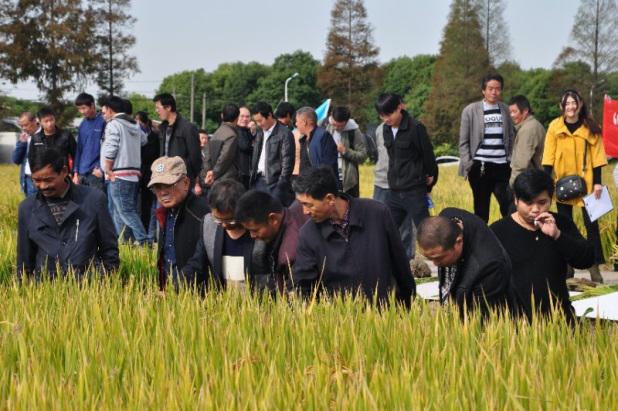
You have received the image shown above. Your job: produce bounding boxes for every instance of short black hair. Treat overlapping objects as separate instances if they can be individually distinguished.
[482,73,504,90]
[275,102,295,119]
[135,111,151,128]
[375,93,402,115]
[513,169,555,202]
[100,95,126,114]
[123,99,133,115]
[292,166,338,200]
[508,95,533,115]
[417,216,463,250]
[221,103,240,123]
[28,146,66,174]
[253,102,273,118]
[208,179,246,213]
[332,106,351,122]
[153,93,177,112]
[36,106,55,120]
[75,93,95,107]
[198,129,208,135]
[235,190,283,224]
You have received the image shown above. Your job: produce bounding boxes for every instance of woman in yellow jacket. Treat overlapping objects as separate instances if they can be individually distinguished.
[542,89,607,282]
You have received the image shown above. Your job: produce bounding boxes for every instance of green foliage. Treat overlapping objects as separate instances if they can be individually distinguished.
[127,92,157,121]
[382,55,436,119]
[0,96,45,119]
[433,142,458,157]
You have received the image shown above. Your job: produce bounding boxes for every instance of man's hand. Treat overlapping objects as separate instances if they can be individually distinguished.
[72,174,80,185]
[426,176,434,186]
[92,168,103,178]
[336,143,346,154]
[535,212,560,240]
[205,170,214,186]
[107,171,116,182]
[18,132,29,143]
[194,182,203,196]
[593,184,603,199]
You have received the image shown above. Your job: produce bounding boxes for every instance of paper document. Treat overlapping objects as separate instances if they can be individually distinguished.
[223,256,245,282]
[583,186,613,222]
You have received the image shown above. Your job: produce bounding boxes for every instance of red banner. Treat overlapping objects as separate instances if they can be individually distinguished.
[603,95,618,158]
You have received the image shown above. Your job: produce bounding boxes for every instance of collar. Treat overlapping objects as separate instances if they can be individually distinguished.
[316,194,363,239]
[385,110,411,132]
[265,122,276,135]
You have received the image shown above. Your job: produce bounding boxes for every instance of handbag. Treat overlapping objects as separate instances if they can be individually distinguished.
[555,141,588,202]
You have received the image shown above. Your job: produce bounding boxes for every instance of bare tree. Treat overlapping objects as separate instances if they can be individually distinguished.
[476,0,511,66]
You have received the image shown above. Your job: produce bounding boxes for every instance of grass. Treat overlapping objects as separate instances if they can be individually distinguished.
[1,163,618,409]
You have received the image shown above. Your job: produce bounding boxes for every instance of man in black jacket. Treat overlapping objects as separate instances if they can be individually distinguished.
[375,93,438,243]
[292,167,416,305]
[153,93,202,189]
[417,208,515,319]
[250,102,295,206]
[29,106,76,173]
[149,156,210,290]
[237,106,255,189]
[17,147,119,280]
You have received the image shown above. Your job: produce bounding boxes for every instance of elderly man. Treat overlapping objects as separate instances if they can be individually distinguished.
[17,147,119,280]
[12,112,40,196]
[149,156,210,290]
[295,107,339,181]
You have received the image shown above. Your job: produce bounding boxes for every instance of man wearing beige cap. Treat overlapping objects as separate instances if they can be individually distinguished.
[149,156,210,290]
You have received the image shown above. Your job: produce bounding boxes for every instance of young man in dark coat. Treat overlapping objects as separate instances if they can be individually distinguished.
[149,156,210,290]
[292,167,416,305]
[17,147,119,280]
[491,169,593,323]
[29,107,76,173]
[417,208,515,319]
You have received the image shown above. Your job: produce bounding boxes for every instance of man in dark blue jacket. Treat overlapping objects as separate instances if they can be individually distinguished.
[16,147,119,280]
[72,93,106,191]
[295,107,339,185]
[12,112,39,196]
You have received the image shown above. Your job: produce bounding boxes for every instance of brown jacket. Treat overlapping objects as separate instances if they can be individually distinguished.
[509,115,546,186]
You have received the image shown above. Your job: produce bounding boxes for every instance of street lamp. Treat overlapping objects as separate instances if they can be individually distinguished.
[284,72,299,102]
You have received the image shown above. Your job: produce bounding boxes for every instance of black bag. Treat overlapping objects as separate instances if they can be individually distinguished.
[555,142,588,202]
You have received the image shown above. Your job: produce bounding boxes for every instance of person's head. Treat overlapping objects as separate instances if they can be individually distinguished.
[153,93,177,121]
[123,99,133,116]
[135,111,152,130]
[198,129,208,148]
[75,93,96,119]
[559,89,602,134]
[148,156,190,209]
[375,93,404,127]
[18,112,38,135]
[235,190,284,242]
[252,102,275,131]
[331,106,351,131]
[100,95,125,121]
[36,107,56,134]
[512,169,554,225]
[208,179,246,231]
[248,120,257,135]
[481,73,504,105]
[221,103,240,124]
[28,147,69,198]
[417,216,464,267]
[295,107,317,135]
[292,167,339,223]
[275,102,295,126]
[508,95,532,125]
[238,106,251,128]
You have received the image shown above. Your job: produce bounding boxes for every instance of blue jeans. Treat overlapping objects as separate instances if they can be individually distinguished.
[108,179,150,244]
[374,186,415,259]
[23,175,37,197]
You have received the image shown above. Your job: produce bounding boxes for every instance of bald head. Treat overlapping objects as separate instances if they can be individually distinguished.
[417,216,462,250]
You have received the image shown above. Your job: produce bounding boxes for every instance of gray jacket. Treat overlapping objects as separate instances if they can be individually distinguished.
[326,118,368,192]
[458,100,514,177]
[100,114,147,177]
[373,122,390,189]
[209,123,239,181]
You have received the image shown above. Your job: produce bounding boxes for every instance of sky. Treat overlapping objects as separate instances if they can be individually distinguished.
[1,0,581,101]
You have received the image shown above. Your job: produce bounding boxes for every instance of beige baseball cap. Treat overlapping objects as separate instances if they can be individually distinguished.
[148,156,187,188]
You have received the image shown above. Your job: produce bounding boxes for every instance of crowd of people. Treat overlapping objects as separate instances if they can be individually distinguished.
[11,72,612,323]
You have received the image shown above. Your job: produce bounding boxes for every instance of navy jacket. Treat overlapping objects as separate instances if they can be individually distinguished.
[74,113,106,174]
[293,196,416,305]
[17,183,119,279]
[299,126,339,180]
[12,139,29,193]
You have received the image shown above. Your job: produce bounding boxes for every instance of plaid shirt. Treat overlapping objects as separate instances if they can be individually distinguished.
[330,201,351,241]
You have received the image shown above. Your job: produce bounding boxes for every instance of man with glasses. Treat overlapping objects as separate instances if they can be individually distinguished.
[149,156,209,290]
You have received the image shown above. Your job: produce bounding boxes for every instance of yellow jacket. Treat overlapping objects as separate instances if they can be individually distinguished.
[542,116,607,207]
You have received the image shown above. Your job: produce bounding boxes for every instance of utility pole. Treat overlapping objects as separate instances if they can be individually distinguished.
[201,93,206,129]
[284,72,299,102]
[190,72,195,123]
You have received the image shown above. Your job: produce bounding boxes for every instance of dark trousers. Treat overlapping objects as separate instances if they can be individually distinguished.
[468,161,511,223]
[254,175,294,207]
[78,173,105,192]
[383,186,428,260]
[557,202,604,265]
[344,184,360,198]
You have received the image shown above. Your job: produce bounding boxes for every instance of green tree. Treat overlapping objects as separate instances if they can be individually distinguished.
[423,0,490,145]
[382,55,436,119]
[476,0,511,65]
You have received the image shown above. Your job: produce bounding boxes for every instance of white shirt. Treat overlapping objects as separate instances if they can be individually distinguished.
[257,122,276,175]
[391,127,399,139]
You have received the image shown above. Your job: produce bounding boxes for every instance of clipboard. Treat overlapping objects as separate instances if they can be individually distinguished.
[583,186,614,222]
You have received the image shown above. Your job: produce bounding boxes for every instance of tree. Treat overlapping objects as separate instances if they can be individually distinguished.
[423,0,490,145]
[91,0,139,96]
[476,0,511,66]
[317,0,380,124]
[382,55,436,119]
[0,0,98,113]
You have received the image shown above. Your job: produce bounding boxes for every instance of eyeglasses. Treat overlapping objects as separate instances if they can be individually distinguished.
[211,216,237,226]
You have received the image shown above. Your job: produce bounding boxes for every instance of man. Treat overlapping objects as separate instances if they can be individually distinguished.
[237,106,255,189]
[250,101,295,206]
[72,93,106,191]
[235,190,308,292]
[295,107,339,181]
[198,129,210,195]
[205,104,240,185]
[491,170,593,323]
[16,147,119,280]
[100,95,150,245]
[507,95,546,187]
[459,73,515,223]
[148,156,209,290]
[292,167,416,305]
[275,102,295,131]
[325,106,367,197]
[12,112,39,196]
[153,93,202,191]
[375,93,438,257]
[183,179,261,291]
[29,107,76,173]
[417,208,514,318]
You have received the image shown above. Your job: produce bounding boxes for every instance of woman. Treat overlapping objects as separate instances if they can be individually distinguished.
[541,89,607,282]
